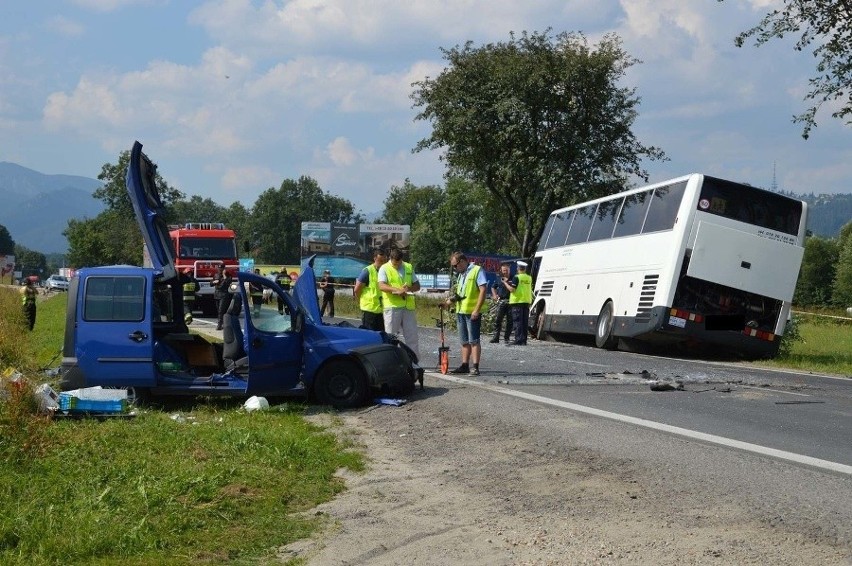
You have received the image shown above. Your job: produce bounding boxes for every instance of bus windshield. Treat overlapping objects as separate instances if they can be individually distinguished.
[698,176,803,236]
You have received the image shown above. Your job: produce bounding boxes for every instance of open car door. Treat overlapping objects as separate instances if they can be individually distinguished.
[126,141,176,283]
[237,271,304,395]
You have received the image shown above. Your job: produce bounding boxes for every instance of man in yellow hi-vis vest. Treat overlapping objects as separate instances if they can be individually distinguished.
[378,248,420,359]
[443,251,488,376]
[354,248,388,331]
[20,276,38,331]
[506,260,533,345]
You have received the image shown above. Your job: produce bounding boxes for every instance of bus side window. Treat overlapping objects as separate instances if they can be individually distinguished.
[588,198,622,242]
[613,190,651,238]
[566,204,596,245]
[546,211,573,248]
[643,181,687,233]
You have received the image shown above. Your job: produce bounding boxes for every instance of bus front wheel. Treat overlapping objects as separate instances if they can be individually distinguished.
[595,301,618,350]
[530,303,547,341]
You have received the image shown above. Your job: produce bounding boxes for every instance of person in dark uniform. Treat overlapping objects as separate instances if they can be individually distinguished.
[179,267,197,325]
[489,262,513,344]
[20,276,38,331]
[211,263,232,330]
[319,269,336,317]
[249,268,264,315]
[275,267,291,315]
[506,260,532,346]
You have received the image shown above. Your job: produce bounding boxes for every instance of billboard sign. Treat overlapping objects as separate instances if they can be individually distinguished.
[300,222,411,279]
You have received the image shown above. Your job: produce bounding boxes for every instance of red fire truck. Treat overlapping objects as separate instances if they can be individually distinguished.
[144,222,239,316]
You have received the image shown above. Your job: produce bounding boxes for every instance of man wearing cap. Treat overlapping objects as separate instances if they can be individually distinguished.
[506,260,532,345]
[211,263,232,330]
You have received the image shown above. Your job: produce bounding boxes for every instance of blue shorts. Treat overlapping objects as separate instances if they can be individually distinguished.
[456,313,481,345]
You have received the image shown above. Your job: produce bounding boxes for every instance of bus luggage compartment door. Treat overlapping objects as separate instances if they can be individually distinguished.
[687,222,803,302]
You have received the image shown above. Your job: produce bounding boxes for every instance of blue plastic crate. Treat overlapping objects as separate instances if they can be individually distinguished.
[59,393,126,413]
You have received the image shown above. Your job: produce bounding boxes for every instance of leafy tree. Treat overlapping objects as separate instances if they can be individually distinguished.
[410,177,504,272]
[723,0,852,139]
[66,151,184,267]
[66,210,144,268]
[170,196,229,227]
[0,225,14,255]
[224,201,252,256]
[13,245,47,278]
[412,30,665,258]
[378,180,444,226]
[831,221,852,306]
[794,235,839,306]
[93,150,184,216]
[250,176,363,265]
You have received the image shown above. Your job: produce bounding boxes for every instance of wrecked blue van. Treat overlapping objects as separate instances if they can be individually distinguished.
[59,141,422,408]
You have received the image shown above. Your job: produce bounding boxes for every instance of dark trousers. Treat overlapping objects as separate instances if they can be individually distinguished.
[321,293,335,317]
[511,303,530,344]
[361,310,385,331]
[493,300,513,341]
[216,295,230,327]
[277,295,289,314]
[24,302,36,331]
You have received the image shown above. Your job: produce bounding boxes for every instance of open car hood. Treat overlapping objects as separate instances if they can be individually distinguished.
[292,255,321,325]
[126,141,176,281]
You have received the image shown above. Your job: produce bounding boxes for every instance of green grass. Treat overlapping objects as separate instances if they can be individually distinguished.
[753,312,852,376]
[0,287,364,565]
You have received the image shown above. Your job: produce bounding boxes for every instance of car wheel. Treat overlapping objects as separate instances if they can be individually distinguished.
[314,359,368,409]
[595,300,618,350]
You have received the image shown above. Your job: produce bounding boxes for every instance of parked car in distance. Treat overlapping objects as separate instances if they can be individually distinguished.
[45,274,70,291]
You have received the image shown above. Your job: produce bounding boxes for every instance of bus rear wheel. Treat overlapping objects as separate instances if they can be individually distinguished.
[595,301,618,350]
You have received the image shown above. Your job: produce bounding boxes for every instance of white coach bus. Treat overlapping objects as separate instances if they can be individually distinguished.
[529,174,807,358]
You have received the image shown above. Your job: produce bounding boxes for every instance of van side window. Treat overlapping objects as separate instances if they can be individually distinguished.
[84,276,146,321]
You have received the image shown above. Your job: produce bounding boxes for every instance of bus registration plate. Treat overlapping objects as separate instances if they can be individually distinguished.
[668,316,686,329]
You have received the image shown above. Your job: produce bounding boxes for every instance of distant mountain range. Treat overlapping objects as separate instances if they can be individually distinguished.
[0,162,104,253]
[0,162,849,254]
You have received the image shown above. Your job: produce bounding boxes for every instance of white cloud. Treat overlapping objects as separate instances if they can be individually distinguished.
[326,137,358,166]
[45,16,85,38]
[220,165,279,192]
[69,0,158,12]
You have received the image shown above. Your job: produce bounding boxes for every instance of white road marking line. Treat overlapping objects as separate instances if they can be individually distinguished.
[431,372,852,477]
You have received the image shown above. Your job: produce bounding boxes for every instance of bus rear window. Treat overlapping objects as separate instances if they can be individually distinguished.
[698,176,802,236]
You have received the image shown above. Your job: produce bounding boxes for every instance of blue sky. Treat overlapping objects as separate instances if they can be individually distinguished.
[1,1,850,216]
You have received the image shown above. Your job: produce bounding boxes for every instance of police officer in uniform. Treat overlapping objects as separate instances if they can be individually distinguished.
[506,260,532,345]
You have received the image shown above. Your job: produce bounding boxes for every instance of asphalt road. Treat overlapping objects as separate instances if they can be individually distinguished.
[192,312,852,475]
